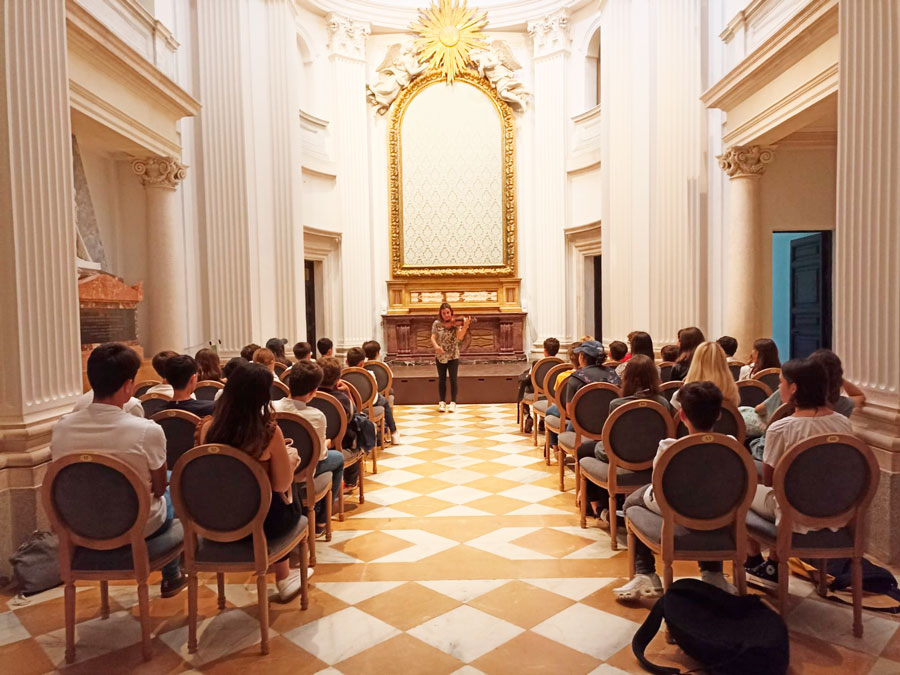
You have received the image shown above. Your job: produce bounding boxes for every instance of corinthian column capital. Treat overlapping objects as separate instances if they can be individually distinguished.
[528,9,571,57]
[326,12,370,60]
[717,145,775,178]
[131,156,186,190]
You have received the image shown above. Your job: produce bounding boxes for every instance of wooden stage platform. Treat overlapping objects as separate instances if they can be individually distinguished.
[387,362,525,405]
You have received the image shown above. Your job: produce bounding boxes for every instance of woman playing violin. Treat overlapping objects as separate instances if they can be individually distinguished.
[431,302,472,412]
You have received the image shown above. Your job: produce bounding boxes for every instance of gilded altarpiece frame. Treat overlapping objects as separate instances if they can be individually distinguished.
[386,70,521,315]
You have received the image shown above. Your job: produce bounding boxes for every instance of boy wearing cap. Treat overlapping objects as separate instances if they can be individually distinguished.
[563,340,621,419]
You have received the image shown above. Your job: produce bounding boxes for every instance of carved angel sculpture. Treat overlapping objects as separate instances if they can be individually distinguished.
[470,41,531,112]
[366,42,428,114]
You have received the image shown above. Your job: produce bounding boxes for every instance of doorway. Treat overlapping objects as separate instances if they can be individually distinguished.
[583,255,602,340]
[304,260,316,349]
[771,231,832,359]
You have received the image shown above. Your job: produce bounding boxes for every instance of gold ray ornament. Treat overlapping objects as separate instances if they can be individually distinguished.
[410,0,488,84]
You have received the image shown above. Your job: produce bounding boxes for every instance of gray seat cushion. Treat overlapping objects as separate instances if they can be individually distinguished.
[745,510,854,549]
[522,393,536,403]
[580,457,652,487]
[558,431,576,450]
[627,504,736,552]
[72,519,184,571]
[342,448,363,465]
[299,472,333,501]
[545,415,561,433]
[533,400,550,414]
[195,515,308,564]
[370,406,385,420]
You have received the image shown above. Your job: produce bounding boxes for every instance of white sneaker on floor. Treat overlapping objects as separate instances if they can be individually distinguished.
[448,402,456,412]
[701,570,737,595]
[276,570,302,602]
[613,574,663,601]
[438,401,447,413]
[390,430,399,443]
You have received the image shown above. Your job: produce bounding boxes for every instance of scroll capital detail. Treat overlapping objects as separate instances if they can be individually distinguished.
[131,157,186,189]
[326,12,370,60]
[717,145,775,178]
[528,9,571,57]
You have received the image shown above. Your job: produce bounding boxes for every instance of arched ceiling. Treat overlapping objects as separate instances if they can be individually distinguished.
[301,0,591,32]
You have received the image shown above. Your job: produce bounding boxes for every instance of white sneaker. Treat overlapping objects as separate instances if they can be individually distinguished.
[701,570,737,595]
[613,574,663,601]
[448,402,456,412]
[438,401,447,413]
[390,430,399,444]
[276,570,302,602]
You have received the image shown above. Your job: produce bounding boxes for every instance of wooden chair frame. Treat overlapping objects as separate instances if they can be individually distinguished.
[271,379,290,401]
[139,392,172,419]
[134,380,161,398]
[544,371,574,465]
[171,444,309,656]
[753,367,782,393]
[311,390,363,519]
[194,379,224,401]
[518,356,563,432]
[737,379,773,408]
[364,361,395,444]
[580,399,675,550]
[533,363,571,446]
[273,362,289,378]
[728,361,746,381]
[275,412,332,566]
[749,434,878,636]
[42,453,182,664]
[626,433,757,594]
[659,381,682,403]
[151,409,203,470]
[342,367,384,473]
[558,381,622,493]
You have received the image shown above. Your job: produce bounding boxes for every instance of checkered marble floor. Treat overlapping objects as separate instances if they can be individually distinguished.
[3,403,900,674]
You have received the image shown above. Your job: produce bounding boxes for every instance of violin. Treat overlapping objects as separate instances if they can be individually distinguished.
[447,316,477,326]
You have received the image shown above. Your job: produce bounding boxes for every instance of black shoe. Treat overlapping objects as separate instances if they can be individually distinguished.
[160,574,188,598]
[315,521,326,536]
[523,417,534,434]
[746,560,778,590]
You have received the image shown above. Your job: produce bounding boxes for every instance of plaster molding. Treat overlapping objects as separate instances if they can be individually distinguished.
[717,145,775,178]
[325,12,370,60]
[702,0,836,112]
[131,156,187,189]
[528,8,571,57]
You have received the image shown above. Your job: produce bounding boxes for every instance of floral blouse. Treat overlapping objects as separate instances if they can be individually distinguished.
[432,320,460,363]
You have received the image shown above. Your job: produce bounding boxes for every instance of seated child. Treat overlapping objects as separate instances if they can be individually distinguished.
[519,337,560,433]
[347,346,397,439]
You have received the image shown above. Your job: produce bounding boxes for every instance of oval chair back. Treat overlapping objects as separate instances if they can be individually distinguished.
[570,382,622,440]
[532,357,564,398]
[274,413,320,478]
[363,361,393,397]
[341,368,377,409]
[270,379,290,401]
[659,381,681,403]
[194,380,224,401]
[151,409,202,469]
[754,368,782,392]
[309,391,347,450]
[273,362,288,378]
[604,399,676,471]
[343,381,363,413]
[139,393,171,419]
[676,400,747,445]
[768,401,794,426]
[737,379,772,408]
[134,380,161,398]
[729,362,745,381]
[658,362,675,383]
[542,363,571,402]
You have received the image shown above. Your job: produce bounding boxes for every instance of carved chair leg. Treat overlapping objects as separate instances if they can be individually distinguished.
[217,572,226,609]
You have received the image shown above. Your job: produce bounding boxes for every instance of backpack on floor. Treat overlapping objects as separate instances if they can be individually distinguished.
[792,557,900,614]
[632,579,789,675]
[9,530,62,596]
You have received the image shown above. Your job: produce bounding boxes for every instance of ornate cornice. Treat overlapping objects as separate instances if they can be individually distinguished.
[528,8,570,57]
[131,156,186,189]
[717,145,774,178]
[325,12,370,60]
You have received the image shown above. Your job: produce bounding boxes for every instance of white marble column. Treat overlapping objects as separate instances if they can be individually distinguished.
[527,9,570,352]
[718,145,774,362]
[0,0,82,573]
[327,13,373,352]
[132,157,188,354]
[834,1,900,562]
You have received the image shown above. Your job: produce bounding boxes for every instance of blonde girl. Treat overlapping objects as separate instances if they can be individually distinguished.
[673,341,740,409]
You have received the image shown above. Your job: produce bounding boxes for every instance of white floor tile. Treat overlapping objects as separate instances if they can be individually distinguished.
[490,442,537,455]
[376,455,426,469]
[0,611,30,646]
[486,434,531,443]
[432,468,484,485]
[158,608,268,666]
[532,604,639,660]
[506,504,571,516]
[283,607,400,665]
[428,505,493,518]
[371,529,458,563]
[495,467,551,483]
[434,455,483,469]
[351,506,416,519]
[440,434,479,444]
[436,444,487,455]
[498,484,560,503]
[465,527,553,561]
[416,580,511,603]
[381,443,431,456]
[36,609,142,667]
[314,581,406,605]
[491,454,543,468]
[522,578,616,601]
[787,597,900,655]
[363,486,422,506]
[588,665,634,675]
[366,469,423,486]
[868,658,900,675]
[451,667,487,675]
[408,605,524,663]
[429,485,493,505]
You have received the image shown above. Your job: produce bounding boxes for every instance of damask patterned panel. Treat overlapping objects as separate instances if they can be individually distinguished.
[400,80,504,268]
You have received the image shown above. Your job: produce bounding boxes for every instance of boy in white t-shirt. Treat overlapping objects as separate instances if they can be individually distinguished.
[51,343,186,598]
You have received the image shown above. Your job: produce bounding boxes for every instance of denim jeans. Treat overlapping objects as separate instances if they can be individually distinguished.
[314,450,345,517]
[546,404,560,446]
[150,489,180,581]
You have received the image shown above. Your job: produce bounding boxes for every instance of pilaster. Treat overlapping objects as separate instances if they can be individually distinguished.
[327,13,374,350]
[527,9,570,351]
[834,2,900,563]
[0,0,82,574]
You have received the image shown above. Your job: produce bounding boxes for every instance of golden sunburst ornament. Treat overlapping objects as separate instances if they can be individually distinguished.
[411,0,488,83]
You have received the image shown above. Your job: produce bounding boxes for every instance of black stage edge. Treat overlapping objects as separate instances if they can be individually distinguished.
[387,361,525,405]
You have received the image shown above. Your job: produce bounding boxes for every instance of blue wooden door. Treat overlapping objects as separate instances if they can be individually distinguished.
[789,232,832,358]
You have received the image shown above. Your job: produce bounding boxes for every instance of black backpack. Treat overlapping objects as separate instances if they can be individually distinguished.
[632,579,789,675]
